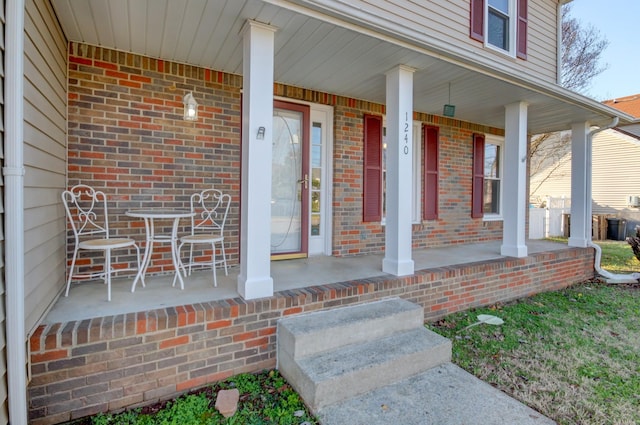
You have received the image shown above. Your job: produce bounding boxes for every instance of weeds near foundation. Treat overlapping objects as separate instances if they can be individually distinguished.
[66,370,317,425]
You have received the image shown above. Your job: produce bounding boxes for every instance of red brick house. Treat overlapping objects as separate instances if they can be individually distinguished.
[2,0,637,423]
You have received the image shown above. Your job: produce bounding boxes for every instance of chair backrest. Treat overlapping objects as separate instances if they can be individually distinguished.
[61,184,110,242]
[190,189,231,236]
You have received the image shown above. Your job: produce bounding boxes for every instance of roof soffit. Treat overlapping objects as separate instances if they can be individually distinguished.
[50,0,633,133]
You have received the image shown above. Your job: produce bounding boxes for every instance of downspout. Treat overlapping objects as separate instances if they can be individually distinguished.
[4,0,28,423]
[585,117,640,283]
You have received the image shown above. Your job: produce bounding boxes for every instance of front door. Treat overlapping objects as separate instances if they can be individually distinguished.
[271,101,310,259]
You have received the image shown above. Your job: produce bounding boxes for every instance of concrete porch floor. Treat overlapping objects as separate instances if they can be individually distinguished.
[44,240,570,324]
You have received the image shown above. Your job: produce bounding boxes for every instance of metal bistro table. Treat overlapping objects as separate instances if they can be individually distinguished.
[126,208,195,291]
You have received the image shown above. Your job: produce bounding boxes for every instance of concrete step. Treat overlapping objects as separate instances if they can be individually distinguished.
[279,326,451,410]
[277,297,424,361]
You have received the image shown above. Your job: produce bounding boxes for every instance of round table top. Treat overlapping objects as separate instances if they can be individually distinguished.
[125,208,195,219]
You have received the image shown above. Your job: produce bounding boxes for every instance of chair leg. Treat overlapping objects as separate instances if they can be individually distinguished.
[211,243,217,287]
[220,241,228,276]
[188,244,195,276]
[65,247,80,297]
[105,249,112,302]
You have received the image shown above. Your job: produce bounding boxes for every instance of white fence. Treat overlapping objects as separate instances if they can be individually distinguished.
[529,197,570,239]
[529,208,546,239]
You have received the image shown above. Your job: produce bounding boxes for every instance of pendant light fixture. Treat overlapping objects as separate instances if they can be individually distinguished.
[443,82,456,117]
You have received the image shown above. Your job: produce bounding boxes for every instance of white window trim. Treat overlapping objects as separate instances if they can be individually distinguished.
[411,122,422,223]
[309,105,334,256]
[483,134,504,221]
[484,0,517,57]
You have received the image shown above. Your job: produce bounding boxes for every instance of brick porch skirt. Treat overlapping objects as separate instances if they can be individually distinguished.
[28,247,594,424]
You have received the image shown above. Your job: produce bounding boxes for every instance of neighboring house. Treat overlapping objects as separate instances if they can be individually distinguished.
[2,0,638,423]
[531,94,640,238]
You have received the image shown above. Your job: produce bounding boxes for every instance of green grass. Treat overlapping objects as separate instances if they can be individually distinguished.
[594,240,640,273]
[429,241,640,425]
[548,237,640,273]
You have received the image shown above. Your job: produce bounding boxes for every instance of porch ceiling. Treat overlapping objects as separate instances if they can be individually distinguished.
[50,0,634,134]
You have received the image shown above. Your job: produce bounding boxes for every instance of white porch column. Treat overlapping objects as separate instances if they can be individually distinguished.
[500,101,528,257]
[568,121,590,247]
[238,20,277,299]
[382,65,415,276]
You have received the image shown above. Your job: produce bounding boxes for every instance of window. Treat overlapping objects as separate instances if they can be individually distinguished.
[470,0,528,59]
[472,133,503,219]
[310,122,323,236]
[363,115,422,223]
[488,0,510,51]
[483,137,502,215]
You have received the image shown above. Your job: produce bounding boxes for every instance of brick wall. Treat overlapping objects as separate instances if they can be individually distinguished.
[329,107,506,256]
[66,43,507,272]
[67,43,243,276]
[29,247,594,424]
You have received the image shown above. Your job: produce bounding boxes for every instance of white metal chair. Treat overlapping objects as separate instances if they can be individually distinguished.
[62,184,143,301]
[176,189,231,288]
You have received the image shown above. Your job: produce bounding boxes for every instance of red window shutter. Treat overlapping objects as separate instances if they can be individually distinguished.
[363,114,383,222]
[423,125,439,220]
[516,0,528,59]
[472,133,485,218]
[470,0,485,42]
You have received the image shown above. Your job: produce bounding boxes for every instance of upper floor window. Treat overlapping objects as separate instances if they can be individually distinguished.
[470,0,528,59]
[488,0,510,51]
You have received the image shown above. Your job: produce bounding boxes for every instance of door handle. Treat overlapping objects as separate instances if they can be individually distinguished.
[297,174,308,190]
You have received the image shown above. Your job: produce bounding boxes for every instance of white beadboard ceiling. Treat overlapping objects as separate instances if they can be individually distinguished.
[50,0,632,133]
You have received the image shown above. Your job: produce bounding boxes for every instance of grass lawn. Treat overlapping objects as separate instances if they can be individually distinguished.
[69,239,640,425]
[430,239,640,425]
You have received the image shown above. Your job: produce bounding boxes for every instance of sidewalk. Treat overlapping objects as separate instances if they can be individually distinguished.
[317,362,556,425]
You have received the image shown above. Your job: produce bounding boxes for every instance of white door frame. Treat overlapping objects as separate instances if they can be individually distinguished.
[274,97,334,256]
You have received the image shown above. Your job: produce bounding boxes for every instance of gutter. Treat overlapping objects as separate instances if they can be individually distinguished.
[586,118,640,283]
[4,0,28,423]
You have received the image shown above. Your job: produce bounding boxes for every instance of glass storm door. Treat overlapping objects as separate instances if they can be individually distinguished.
[271,101,309,258]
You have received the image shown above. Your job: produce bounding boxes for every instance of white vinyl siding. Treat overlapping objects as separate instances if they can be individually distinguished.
[24,0,67,334]
[529,154,571,201]
[530,130,640,215]
[526,1,557,80]
[592,131,640,214]
[0,0,9,421]
[301,0,558,83]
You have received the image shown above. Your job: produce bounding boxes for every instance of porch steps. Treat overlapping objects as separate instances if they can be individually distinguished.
[276,298,451,411]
